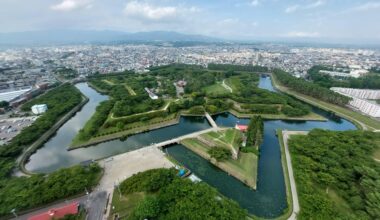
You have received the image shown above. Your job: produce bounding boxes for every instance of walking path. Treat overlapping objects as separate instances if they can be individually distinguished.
[205,112,218,128]
[282,130,308,220]
[222,79,233,93]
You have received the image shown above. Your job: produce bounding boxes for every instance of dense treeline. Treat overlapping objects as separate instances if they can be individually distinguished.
[308,65,380,89]
[273,69,351,106]
[112,96,164,117]
[77,100,115,141]
[0,164,101,216]
[208,63,268,72]
[0,84,82,177]
[89,77,164,117]
[119,168,247,219]
[289,129,380,219]
[246,116,264,148]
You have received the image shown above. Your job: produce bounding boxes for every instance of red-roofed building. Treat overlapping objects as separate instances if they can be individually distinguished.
[28,202,79,220]
[235,124,248,132]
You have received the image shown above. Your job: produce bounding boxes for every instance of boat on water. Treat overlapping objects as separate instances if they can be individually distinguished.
[178,167,192,178]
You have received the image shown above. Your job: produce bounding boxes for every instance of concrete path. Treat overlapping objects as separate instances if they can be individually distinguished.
[97,146,174,219]
[282,130,308,220]
[205,112,218,128]
[222,79,233,93]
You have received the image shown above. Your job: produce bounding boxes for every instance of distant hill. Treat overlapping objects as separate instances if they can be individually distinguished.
[0,30,220,46]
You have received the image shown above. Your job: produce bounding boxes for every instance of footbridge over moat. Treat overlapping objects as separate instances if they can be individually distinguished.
[148,127,225,149]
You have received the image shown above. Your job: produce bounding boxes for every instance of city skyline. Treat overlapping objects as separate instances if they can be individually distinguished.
[1,0,380,44]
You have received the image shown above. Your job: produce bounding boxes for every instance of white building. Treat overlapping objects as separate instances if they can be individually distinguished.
[331,87,380,100]
[31,104,48,115]
[145,88,158,100]
[331,87,380,117]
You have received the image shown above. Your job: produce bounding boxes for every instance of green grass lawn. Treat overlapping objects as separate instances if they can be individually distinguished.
[124,84,137,96]
[109,191,146,220]
[181,136,258,189]
[200,129,242,152]
[102,79,116,85]
[326,188,353,214]
[203,83,229,95]
[225,77,241,92]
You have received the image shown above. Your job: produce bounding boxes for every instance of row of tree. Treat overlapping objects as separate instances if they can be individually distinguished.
[273,69,351,106]
[119,168,247,219]
[289,129,380,219]
[0,164,101,217]
[246,116,264,148]
[76,100,115,141]
[208,63,269,72]
[308,65,380,89]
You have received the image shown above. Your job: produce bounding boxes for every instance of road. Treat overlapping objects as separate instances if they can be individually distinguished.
[13,195,88,220]
[222,79,233,93]
[282,130,308,220]
[86,191,108,220]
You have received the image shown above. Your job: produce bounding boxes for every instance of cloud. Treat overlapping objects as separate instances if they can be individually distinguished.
[285,1,325,13]
[250,0,260,7]
[349,2,380,12]
[51,0,92,11]
[306,0,325,9]
[286,31,320,37]
[285,5,299,13]
[123,1,178,21]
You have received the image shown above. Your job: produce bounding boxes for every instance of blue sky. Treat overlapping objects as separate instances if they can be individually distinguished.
[1,0,380,43]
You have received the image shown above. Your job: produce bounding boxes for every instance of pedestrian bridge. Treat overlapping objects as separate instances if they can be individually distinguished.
[148,127,224,149]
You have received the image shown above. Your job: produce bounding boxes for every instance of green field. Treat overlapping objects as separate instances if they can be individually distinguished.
[181,134,258,189]
[203,83,230,95]
[225,77,241,91]
[109,191,146,220]
[200,129,242,152]
[124,84,136,95]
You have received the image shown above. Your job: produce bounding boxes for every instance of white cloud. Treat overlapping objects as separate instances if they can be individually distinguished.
[350,2,380,12]
[250,0,260,7]
[285,5,299,13]
[285,1,325,13]
[286,31,320,37]
[306,0,325,9]
[123,1,178,21]
[51,0,92,11]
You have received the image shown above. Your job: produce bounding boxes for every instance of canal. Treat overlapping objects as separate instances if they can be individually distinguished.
[166,75,356,217]
[25,75,356,218]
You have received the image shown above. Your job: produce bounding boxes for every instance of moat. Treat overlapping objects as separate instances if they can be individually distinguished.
[25,75,356,218]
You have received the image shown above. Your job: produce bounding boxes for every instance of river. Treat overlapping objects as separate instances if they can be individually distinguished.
[25,75,356,218]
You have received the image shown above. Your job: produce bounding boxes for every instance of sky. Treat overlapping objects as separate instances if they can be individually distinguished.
[1,0,380,43]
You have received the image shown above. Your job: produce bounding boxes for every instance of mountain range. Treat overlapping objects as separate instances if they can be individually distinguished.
[0,30,220,46]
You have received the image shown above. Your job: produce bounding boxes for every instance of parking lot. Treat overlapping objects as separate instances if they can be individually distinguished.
[0,116,38,145]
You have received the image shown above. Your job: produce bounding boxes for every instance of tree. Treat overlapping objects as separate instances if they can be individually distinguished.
[208,147,231,161]
[129,196,160,220]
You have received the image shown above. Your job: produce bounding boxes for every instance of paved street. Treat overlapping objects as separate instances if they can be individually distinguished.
[86,191,108,220]
[13,195,88,220]
[282,130,308,220]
